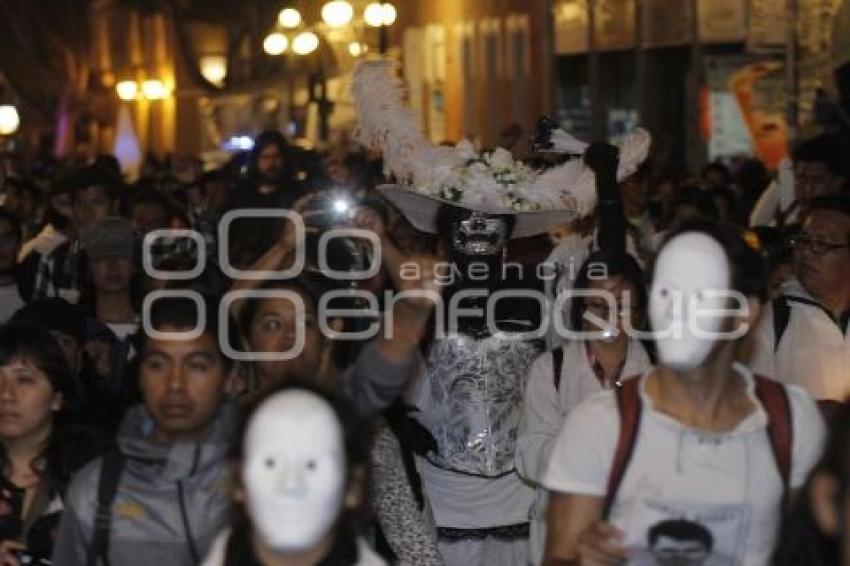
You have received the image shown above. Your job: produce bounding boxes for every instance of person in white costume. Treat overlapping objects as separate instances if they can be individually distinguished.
[350,61,650,566]
[543,221,825,566]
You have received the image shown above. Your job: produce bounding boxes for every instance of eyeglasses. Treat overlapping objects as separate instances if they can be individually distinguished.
[789,235,850,255]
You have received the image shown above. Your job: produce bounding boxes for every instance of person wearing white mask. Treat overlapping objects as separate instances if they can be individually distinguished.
[542,221,825,566]
[202,383,384,566]
[516,250,652,565]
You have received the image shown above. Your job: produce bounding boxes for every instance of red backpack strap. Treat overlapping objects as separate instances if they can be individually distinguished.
[603,377,642,519]
[753,375,793,495]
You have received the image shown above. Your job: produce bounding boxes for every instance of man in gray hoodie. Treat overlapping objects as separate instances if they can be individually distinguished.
[53,295,238,566]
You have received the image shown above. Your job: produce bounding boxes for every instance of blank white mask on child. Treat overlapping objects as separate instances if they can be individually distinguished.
[242,390,346,553]
[649,232,732,371]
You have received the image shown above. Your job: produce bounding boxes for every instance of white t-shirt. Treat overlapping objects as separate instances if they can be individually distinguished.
[750,278,850,402]
[104,321,139,362]
[106,321,139,342]
[542,364,825,566]
[517,339,652,485]
[517,339,652,565]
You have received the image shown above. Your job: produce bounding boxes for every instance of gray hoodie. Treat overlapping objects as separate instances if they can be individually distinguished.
[52,402,235,566]
[341,340,422,417]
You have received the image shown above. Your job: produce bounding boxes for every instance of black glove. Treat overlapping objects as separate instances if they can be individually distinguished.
[385,403,438,457]
[530,116,557,152]
[584,142,620,203]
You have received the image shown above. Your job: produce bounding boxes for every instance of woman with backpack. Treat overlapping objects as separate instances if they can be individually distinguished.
[516,250,652,565]
[542,221,826,565]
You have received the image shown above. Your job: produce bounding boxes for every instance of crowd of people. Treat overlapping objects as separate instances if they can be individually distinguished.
[0,63,846,565]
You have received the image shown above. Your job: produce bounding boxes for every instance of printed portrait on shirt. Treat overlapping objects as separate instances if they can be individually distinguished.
[625,499,745,566]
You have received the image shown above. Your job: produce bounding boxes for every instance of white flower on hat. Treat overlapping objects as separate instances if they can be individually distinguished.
[468,186,503,209]
[489,147,513,171]
[467,161,488,176]
[455,140,476,162]
[351,61,651,236]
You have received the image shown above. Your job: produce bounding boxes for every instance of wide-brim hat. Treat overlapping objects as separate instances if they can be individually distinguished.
[352,61,650,239]
[377,184,577,238]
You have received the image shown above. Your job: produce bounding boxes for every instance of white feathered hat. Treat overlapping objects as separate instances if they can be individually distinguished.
[352,60,651,238]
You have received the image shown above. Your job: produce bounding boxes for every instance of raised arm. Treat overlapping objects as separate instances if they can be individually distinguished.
[585,142,626,258]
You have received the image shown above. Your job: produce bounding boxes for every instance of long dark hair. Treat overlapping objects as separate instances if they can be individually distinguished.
[247,130,294,183]
[0,323,78,496]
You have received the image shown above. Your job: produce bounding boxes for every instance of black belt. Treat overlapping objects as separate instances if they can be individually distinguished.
[437,522,530,542]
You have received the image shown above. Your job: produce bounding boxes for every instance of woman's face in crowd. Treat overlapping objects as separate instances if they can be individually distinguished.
[90,256,135,294]
[0,359,61,442]
[247,293,326,386]
[582,275,641,340]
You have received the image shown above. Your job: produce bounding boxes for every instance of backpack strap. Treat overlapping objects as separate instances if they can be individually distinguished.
[552,346,565,392]
[87,451,125,566]
[753,375,793,496]
[772,297,791,351]
[603,377,642,519]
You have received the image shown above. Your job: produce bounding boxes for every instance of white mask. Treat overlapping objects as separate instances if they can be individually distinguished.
[242,390,346,553]
[649,232,731,371]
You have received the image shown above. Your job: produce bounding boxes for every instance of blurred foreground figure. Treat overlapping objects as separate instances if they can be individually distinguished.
[202,384,384,565]
[775,405,850,565]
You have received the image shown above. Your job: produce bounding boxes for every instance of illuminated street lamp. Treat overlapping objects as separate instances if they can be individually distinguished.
[292,31,319,55]
[321,1,354,28]
[116,80,139,101]
[348,42,367,57]
[381,3,397,25]
[0,105,20,135]
[278,7,302,29]
[263,32,288,55]
[364,2,396,27]
[199,55,227,86]
[363,2,396,53]
[141,79,169,100]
